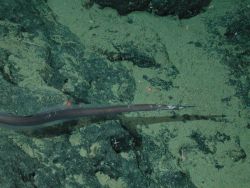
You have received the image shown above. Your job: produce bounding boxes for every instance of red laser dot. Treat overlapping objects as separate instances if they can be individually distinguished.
[65,100,72,107]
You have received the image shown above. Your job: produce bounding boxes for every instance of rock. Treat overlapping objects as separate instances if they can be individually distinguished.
[93,0,211,18]
[94,0,150,15]
[151,0,211,18]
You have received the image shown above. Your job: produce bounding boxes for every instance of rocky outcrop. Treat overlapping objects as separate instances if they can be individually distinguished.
[94,0,212,18]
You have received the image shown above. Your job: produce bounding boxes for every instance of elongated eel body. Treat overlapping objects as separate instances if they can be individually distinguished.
[0,104,194,128]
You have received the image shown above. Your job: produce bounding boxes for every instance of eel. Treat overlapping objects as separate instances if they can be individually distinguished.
[0,104,194,128]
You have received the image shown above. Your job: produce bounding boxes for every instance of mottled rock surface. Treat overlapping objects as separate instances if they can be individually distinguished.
[0,0,194,187]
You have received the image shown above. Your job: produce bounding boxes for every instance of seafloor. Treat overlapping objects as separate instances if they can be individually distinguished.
[0,0,249,187]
